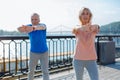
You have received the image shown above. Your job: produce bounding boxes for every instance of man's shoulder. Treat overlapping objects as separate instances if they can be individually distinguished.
[39,23,46,27]
[27,24,32,26]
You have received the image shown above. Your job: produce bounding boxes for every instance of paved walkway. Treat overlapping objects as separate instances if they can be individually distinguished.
[34,61,120,80]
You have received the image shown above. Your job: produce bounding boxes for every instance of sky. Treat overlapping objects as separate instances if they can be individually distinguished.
[0,0,120,31]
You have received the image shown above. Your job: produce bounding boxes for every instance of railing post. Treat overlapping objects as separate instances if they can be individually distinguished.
[97,36,100,64]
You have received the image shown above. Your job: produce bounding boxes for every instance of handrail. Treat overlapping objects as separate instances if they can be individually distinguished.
[0,34,120,79]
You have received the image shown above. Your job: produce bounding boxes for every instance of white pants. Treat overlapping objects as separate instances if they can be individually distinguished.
[28,51,49,80]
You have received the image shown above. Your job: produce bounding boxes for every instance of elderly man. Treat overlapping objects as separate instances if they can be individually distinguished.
[18,13,49,80]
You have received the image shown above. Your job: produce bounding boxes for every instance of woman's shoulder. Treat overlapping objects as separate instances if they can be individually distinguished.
[91,24,99,27]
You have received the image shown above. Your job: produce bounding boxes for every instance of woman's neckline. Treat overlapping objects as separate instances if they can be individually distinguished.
[81,22,91,27]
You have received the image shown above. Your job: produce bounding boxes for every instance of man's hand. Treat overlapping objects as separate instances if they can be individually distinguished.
[17,25,26,33]
[17,25,34,33]
[25,26,34,33]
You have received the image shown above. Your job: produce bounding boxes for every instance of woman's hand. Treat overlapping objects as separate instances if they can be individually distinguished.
[90,25,100,33]
[72,28,78,34]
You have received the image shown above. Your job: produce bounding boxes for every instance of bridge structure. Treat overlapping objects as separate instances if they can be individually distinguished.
[47,25,73,35]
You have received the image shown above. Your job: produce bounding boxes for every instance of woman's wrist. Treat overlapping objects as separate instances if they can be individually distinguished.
[82,27,91,32]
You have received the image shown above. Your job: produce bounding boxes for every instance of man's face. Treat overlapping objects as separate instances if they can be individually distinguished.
[31,15,40,25]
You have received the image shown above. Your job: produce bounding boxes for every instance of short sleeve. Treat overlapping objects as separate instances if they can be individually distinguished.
[39,23,47,30]
[27,24,32,26]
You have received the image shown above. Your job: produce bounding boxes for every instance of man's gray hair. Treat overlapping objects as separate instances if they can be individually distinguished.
[31,13,40,18]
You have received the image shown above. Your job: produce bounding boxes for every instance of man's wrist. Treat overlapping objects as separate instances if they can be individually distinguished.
[33,27,35,31]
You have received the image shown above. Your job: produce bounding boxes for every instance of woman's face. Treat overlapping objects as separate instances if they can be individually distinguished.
[79,9,91,24]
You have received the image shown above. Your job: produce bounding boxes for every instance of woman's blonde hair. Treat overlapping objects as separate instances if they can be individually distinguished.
[79,7,92,23]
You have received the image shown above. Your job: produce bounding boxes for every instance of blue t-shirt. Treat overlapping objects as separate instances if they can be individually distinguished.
[27,23,48,53]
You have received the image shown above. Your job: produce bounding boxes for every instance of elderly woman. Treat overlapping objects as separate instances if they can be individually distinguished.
[72,7,100,80]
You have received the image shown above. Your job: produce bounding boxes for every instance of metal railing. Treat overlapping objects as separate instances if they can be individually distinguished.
[0,34,120,79]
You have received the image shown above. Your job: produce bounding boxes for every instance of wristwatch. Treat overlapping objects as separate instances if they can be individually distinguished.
[33,27,35,31]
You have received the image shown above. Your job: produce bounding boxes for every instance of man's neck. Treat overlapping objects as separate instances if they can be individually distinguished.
[32,23,40,26]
